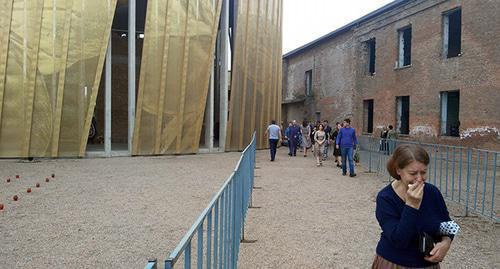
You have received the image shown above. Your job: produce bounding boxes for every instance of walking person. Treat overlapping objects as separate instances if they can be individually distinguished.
[372,144,459,268]
[309,121,316,152]
[336,118,358,177]
[332,122,342,168]
[386,125,397,155]
[301,120,312,157]
[323,120,332,161]
[314,124,326,167]
[264,120,282,162]
[284,122,292,155]
[379,126,388,153]
[288,120,301,156]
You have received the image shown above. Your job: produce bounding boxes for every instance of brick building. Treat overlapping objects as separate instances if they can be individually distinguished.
[282,0,499,147]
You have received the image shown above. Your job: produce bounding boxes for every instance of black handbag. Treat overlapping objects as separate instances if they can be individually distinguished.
[419,232,437,256]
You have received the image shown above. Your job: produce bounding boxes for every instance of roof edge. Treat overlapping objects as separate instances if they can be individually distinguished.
[283,0,410,59]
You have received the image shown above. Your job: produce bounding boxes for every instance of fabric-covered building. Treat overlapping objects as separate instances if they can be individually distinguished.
[0,0,282,158]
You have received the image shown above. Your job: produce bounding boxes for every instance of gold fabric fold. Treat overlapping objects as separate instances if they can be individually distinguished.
[0,0,117,157]
[226,0,283,151]
[133,0,223,155]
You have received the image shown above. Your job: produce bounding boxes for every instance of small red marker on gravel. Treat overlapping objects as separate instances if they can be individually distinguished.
[16,175,20,179]
[36,183,40,188]
[45,178,50,183]
[13,195,18,201]
[0,203,4,210]
[6,178,10,183]
[27,188,32,193]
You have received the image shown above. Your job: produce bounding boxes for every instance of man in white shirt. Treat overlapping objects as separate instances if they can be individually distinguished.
[264,120,282,161]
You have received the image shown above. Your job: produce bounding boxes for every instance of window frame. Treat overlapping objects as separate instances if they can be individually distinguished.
[397,25,412,68]
[305,69,313,97]
[442,7,462,58]
[366,38,376,76]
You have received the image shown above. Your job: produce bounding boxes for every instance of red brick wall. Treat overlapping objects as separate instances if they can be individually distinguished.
[282,0,500,149]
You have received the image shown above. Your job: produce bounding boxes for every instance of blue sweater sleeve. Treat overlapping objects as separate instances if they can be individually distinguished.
[376,194,420,249]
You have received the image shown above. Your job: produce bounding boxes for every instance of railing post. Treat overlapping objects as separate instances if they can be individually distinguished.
[197,223,203,269]
[465,148,472,217]
[368,144,372,173]
[144,259,157,269]
[481,152,488,214]
[490,153,497,219]
[207,210,212,269]
[165,260,173,269]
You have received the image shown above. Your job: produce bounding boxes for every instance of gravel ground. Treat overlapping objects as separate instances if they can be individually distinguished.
[238,147,500,269]
[0,152,241,268]
[1,147,498,269]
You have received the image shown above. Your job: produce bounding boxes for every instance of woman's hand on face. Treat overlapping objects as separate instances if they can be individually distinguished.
[405,181,424,209]
[424,237,451,263]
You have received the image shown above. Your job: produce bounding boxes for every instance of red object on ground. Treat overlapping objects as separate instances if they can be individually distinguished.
[6,178,10,183]
[13,195,18,201]
[51,173,55,178]
[16,175,20,179]
[45,178,49,183]
[27,188,32,193]
[0,203,4,210]
[36,183,40,188]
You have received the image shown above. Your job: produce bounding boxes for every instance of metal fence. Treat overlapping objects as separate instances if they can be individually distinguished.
[145,132,256,269]
[357,136,499,222]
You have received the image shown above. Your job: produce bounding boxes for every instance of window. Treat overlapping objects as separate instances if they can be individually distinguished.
[440,91,460,136]
[305,70,312,96]
[396,96,410,135]
[315,111,321,122]
[443,8,462,58]
[398,27,412,67]
[367,39,376,75]
[363,99,374,133]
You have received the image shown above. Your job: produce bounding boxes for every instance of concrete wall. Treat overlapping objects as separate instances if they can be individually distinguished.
[283,0,500,148]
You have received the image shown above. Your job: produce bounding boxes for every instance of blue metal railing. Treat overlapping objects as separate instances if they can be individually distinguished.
[145,132,256,269]
[357,136,499,222]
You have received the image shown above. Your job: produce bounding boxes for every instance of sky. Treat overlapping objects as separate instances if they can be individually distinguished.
[283,0,394,54]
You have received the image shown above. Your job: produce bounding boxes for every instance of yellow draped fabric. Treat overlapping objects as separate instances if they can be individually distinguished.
[133,0,222,155]
[0,0,117,157]
[226,0,283,151]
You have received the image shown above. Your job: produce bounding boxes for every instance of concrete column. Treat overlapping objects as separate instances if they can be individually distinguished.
[205,65,215,151]
[128,0,136,154]
[105,37,112,157]
[219,0,229,152]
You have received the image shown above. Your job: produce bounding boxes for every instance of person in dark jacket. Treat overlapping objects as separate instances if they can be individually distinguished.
[288,120,301,156]
[372,144,459,268]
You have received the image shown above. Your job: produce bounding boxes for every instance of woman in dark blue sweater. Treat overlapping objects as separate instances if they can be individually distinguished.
[373,144,459,268]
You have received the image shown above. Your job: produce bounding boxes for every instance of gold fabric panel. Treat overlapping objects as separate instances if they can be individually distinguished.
[226,0,283,151]
[0,0,117,157]
[133,0,223,155]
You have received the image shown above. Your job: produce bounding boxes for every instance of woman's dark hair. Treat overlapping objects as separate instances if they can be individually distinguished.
[318,124,324,130]
[387,144,430,180]
[303,120,308,127]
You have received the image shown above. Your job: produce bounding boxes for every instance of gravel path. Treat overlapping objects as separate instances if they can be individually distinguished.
[238,147,500,269]
[1,148,498,268]
[0,152,241,268]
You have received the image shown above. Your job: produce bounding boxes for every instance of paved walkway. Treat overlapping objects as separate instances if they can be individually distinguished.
[238,147,499,268]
